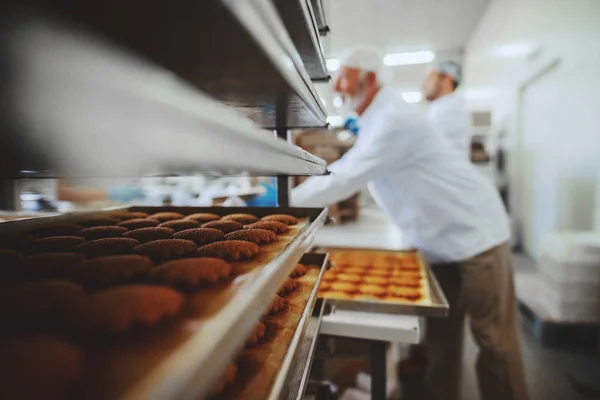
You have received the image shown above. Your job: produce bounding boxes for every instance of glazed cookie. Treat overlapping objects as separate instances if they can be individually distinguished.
[224,229,277,245]
[123,227,175,243]
[76,226,127,241]
[184,213,221,223]
[76,238,140,258]
[148,212,184,222]
[147,258,232,287]
[261,214,298,225]
[133,239,196,263]
[117,218,160,230]
[244,220,289,234]
[76,255,153,285]
[201,220,243,234]
[195,240,259,262]
[159,219,201,232]
[222,213,259,225]
[172,228,224,246]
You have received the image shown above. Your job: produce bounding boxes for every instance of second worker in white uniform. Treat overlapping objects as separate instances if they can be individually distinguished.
[292,48,528,400]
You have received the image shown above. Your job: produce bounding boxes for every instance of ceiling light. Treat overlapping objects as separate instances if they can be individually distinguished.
[490,43,537,58]
[401,91,423,103]
[326,58,340,72]
[383,50,435,66]
[333,96,343,108]
[327,115,343,126]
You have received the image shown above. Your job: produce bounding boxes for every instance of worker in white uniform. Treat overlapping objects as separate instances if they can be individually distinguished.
[422,61,472,159]
[292,48,528,400]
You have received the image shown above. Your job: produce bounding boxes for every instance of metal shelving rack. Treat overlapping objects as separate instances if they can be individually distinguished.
[0,0,332,398]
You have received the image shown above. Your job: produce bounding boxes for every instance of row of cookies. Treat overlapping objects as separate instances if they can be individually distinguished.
[208,263,309,398]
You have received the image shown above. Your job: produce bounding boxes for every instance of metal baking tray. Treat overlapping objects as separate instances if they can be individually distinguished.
[0,206,328,400]
[315,248,449,318]
[270,253,328,400]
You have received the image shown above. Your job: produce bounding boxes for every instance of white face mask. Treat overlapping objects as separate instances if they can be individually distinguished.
[340,87,367,118]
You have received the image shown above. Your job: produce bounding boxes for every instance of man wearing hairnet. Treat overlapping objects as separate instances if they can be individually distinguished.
[422,61,472,158]
[292,48,528,400]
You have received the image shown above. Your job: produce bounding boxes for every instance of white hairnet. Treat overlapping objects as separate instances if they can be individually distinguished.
[431,60,462,86]
[338,47,382,74]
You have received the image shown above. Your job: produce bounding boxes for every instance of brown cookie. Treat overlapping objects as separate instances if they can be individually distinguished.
[244,221,289,234]
[133,239,196,262]
[388,277,421,288]
[209,363,237,397]
[117,218,160,230]
[184,213,221,223]
[148,212,184,222]
[0,280,84,322]
[336,273,363,283]
[319,281,331,291]
[330,281,358,294]
[77,217,121,228]
[0,336,84,400]
[67,285,184,334]
[261,214,298,225]
[278,278,300,295]
[388,286,422,300]
[76,226,127,241]
[159,219,201,232]
[76,238,140,258]
[31,236,85,254]
[267,295,288,315]
[358,284,387,297]
[76,255,153,285]
[224,229,277,245]
[195,240,259,262]
[148,257,232,287]
[172,228,224,246]
[364,276,388,285]
[319,291,355,300]
[245,321,266,347]
[107,211,149,220]
[201,220,243,234]
[29,224,85,238]
[22,253,85,280]
[222,213,259,224]
[123,227,175,243]
[322,270,338,282]
[290,264,307,278]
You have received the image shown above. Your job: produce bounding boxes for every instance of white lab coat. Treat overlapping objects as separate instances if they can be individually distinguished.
[427,92,472,158]
[292,88,509,263]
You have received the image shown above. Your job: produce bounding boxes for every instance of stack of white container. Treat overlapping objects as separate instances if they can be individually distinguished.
[537,231,600,322]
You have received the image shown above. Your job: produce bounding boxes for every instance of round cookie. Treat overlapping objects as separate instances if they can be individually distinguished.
[76,255,153,285]
[147,257,232,287]
[196,240,259,262]
[245,321,266,347]
[336,273,363,283]
[184,213,221,223]
[290,264,307,278]
[123,227,175,243]
[366,269,391,277]
[148,212,184,222]
[388,277,421,288]
[76,238,140,258]
[322,271,338,282]
[363,276,388,285]
[172,228,224,246]
[331,281,358,294]
[244,221,289,234]
[222,213,259,225]
[278,278,300,295]
[341,267,368,275]
[158,219,201,232]
[358,284,387,297]
[77,217,120,228]
[224,229,277,245]
[76,226,127,241]
[201,220,243,234]
[22,252,85,280]
[261,214,298,225]
[267,295,288,315]
[107,211,149,220]
[117,218,160,230]
[0,336,84,400]
[30,236,85,254]
[320,291,355,300]
[318,281,331,291]
[388,286,422,300]
[67,285,184,334]
[133,239,196,263]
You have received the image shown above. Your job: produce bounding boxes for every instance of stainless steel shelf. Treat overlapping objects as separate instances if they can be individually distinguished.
[0,15,327,178]
[310,0,330,35]
[2,1,326,129]
[273,0,328,80]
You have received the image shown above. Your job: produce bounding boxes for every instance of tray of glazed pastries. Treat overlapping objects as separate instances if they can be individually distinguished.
[317,249,449,317]
[0,206,327,400]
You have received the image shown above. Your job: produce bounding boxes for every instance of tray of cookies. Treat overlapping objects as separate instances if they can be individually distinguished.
[0,206,327,400]
[316,248,449,317]
[209,252,328,400]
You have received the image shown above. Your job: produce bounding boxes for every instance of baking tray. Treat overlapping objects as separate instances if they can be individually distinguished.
[0,206,328,400]
[315,248,449,318]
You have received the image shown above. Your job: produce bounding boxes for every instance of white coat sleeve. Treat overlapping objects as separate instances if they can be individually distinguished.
[292,113,409,207]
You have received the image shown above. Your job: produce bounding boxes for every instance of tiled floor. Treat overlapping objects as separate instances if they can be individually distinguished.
[460,253,600,400]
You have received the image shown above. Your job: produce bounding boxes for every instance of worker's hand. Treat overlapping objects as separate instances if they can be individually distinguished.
[245,182,277,207]
[107,186,145,202]
[343,113,360,135]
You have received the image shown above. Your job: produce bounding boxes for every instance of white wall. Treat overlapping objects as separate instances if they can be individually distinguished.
[462,0,600,254]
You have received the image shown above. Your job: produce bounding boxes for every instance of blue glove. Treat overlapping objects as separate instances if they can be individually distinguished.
[343,113,360,136]
[107,186,145,202]
[245,181,277,207]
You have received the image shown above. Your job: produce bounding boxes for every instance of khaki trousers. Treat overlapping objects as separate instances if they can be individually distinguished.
[421,242,529,400]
